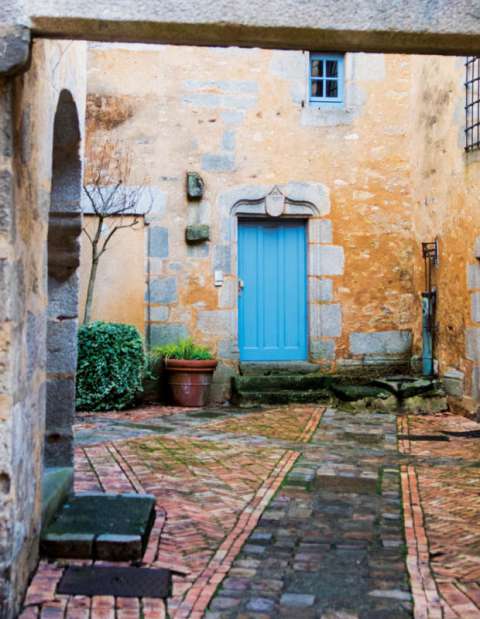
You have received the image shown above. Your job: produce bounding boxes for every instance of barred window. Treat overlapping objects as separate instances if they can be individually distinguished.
[465,56,480,151]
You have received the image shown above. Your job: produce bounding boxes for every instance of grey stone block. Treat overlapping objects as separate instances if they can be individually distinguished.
[0,260,8,320]
[41,533,94,560]
[149,227,169,258]
[472,366,480,399]
[187,243,209,257]
[201,153,235,172]
[149,305,169,321]
[311,339,335,360]
[443,368,464,397]
[218,338,239,360]
[220,110,245,125]
[197,310,233,334]
[310,278,333,302]
[48,272,79,319]
[149,277,177,304]
[218,279,236,309]
[150,323,188,347]
[44,432,74,468]
[222,130,236,151]
[185,224,210,243]
[466,328,480,361]
[317,304,342,337]
[214,245,232,273]
[310,245,344,276]
[47,318,77,374]
[0,169,13,231]
[95,534,143,561]
[473,291,480,322]
[467,263,480,289]
[280,593,315,607]
[0,25,31,76]
[46,379,75,432]
[186,171,204,200]
[27,311,45,380]
[310,219,332,243]
[350,330,412,356]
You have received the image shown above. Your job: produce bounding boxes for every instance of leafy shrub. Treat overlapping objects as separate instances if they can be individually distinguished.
[151,338,214,361]
[76,321,146,411]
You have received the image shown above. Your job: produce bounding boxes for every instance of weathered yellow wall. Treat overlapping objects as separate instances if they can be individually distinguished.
[86,45,417,381]
[5,39,86,616]
[410,55,480,409]
[79,216,145,332]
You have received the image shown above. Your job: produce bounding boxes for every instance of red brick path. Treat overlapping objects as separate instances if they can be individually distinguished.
[21,405,323,619]
[400,414,480,618]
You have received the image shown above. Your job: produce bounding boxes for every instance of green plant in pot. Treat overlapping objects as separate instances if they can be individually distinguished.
[151,339,217,407]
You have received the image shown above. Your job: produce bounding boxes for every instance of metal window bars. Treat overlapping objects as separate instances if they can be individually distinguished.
[465,56,480,151]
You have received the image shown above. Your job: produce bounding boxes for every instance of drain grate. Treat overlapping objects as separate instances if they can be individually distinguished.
[57,566,172,598]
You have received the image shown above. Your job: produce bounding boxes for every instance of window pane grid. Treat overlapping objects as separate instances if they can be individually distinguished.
[309,54,343,103]
[465,56,480,151]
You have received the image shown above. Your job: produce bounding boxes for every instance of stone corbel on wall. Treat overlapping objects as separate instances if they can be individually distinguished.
[0,25,31,75]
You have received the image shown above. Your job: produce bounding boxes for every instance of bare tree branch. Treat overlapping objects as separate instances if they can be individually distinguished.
[82,139,151,323]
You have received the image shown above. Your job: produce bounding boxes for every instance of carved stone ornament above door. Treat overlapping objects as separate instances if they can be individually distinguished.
[265,186,286,217]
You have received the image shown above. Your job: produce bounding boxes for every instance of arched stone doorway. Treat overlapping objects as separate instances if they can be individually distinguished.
[45,89,82,468]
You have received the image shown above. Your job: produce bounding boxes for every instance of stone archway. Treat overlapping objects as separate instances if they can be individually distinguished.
[45,89,82,468]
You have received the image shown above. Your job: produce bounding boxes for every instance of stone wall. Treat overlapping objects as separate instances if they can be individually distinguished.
[85,44,424,398]
[0,40,86,617]
[410,55,480,412]
[79,215,145,332]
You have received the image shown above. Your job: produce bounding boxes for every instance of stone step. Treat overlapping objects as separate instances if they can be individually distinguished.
[234,388,332,406]
[234,373,330,392]
[41,493,156,561]
[239,362,320,376]
[42,466,73,531]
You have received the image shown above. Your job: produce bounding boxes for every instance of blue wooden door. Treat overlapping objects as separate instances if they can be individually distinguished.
[238,220,307,361]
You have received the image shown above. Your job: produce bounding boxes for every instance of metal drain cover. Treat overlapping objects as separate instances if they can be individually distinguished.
[57,566,172,598]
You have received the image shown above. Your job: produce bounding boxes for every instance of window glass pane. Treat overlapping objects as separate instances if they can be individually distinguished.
[311,59,323,77]
[326,60,338,77]
[311,80,323,97]
[325,80,338,98]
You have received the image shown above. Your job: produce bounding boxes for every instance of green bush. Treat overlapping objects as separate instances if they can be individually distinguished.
[151,338,213,361]
[76,321,146,411]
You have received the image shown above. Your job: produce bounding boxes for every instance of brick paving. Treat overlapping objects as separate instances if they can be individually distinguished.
[399,413,480,618]
[21,404,480,618]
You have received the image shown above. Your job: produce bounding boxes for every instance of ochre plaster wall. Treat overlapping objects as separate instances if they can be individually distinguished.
[79,215,145,332]
[410,55,480,410]
[84,44,424,398]
[0,40,86,617]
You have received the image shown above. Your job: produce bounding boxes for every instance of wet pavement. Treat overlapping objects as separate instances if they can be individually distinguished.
[21,404,480,618]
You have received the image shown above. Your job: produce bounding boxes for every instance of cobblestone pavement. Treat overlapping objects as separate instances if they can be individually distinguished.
[21,404,480,618]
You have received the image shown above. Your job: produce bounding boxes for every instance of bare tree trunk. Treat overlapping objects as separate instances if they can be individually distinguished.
[83,218,103,324]
[83,256,99,324]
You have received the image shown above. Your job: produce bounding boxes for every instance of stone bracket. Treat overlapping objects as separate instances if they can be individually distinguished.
[0,25,31,76]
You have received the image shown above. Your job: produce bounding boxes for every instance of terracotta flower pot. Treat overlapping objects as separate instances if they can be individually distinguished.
[165,359,218,407]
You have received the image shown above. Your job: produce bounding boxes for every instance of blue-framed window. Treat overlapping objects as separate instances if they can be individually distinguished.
[309,53,344,105]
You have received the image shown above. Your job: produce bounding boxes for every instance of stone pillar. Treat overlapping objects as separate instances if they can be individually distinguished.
[45,90,82,467]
